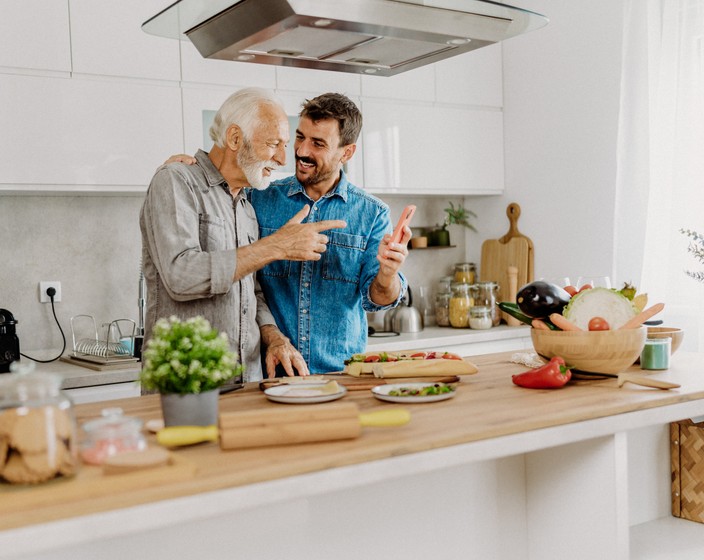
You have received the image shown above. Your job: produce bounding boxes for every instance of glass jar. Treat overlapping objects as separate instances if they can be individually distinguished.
[437,275,454,295]
[0,371,79,484]
[469,306,493,330]
[473,281,501,327]
[449,282,473,328]
[453,263,477,285]
[80,407,147,466]
[435,292,451,327]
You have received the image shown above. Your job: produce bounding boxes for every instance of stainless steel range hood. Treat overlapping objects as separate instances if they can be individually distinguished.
[142,0,548,77]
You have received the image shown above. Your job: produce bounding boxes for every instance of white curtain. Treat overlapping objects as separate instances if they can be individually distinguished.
[615,0,704,352]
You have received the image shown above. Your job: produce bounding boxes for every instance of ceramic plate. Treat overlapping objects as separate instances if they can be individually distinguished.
[371,382,457,404]
[264,383,347,404]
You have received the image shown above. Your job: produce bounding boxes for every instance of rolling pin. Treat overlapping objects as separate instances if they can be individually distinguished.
[506,265,521,326]
[157,402,410,449]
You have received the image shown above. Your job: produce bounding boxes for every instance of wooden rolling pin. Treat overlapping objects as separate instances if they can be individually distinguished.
[505,266,521,326]
[157,402,410,449]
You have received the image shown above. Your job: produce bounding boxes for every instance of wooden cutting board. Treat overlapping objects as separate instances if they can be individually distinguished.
[480,203,534,320]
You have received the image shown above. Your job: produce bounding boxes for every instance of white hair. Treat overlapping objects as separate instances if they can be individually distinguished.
[209,87,286,148]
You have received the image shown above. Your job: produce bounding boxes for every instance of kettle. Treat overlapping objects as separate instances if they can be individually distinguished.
[391,287,424,333]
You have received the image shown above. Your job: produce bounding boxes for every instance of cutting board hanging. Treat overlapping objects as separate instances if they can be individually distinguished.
[480,203,534,323]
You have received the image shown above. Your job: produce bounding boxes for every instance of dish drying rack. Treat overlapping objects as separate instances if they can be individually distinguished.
[70,315,138,364]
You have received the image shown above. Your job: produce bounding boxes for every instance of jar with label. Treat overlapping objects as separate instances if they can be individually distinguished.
[0,370,79,484]
[473,281,501,327]
[453,263,477,285]
[469,306,493,330]
[435,292,451,327]
[449,282,473,328]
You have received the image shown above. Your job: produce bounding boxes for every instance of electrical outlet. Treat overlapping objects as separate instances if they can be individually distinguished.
[39,281,62,303]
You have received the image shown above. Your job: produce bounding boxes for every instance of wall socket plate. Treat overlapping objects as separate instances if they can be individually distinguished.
[39,281,62,303]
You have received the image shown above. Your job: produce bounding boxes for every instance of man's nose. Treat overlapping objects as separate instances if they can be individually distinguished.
[274,144,286,166]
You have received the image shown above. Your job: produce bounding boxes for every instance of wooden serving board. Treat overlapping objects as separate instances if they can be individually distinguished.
[480,202,534,321]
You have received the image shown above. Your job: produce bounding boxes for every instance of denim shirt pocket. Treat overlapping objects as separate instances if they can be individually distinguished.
[323,231,366,285]
[199,213,228,252]
[259,226,291,277]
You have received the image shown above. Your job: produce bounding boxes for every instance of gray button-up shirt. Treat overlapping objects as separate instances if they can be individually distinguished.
[140,150,275,382]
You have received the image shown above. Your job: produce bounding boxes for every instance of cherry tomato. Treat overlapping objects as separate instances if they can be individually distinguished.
[364,355,381,363]
[441,352,463,360]
[578,284,593,293]
[564,285,578,297]
[588,317,610,331]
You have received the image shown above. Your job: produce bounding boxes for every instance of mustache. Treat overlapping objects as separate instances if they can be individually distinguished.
[296,156,316,166]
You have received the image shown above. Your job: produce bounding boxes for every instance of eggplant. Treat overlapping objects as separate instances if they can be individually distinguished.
[515,281,571,319]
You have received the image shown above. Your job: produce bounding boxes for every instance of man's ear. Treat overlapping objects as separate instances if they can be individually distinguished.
[226,125,242,151]
[340,143,356,164]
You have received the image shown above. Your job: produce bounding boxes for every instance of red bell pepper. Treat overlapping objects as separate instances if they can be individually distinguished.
[512,357,572,389]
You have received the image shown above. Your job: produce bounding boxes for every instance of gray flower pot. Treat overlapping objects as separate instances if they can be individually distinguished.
[160,389,219,427]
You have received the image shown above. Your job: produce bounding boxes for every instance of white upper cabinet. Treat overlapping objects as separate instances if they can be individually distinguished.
[180,41,277,88]
[276,66,362,97]
[0,0,71,72]
[361,100,504,195]
[69,0,180,81]
[361,64,436,102]
[435,44,503,107]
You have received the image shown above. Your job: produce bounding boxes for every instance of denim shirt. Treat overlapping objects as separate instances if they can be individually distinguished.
[140,150,276,383]
[249,171,407,373]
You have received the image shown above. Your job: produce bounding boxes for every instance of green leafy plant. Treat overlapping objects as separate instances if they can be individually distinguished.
[443,201,478,232]
[140,316,243,395]
[681,229,704,283]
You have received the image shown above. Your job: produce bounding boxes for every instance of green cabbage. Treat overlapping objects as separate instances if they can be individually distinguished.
[562,288,638,330]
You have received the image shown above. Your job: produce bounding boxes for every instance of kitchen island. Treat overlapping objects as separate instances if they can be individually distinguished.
[2,350,704,559]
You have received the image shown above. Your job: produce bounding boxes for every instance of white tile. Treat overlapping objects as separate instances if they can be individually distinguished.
[69,0,180,80]
[180,41,276,88]
[361,64,435,102]
[0,0,71,72]
[435,44,503,107]
[0,74,182,186]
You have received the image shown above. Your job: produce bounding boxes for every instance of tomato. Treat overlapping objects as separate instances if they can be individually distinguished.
[425,352,437,359]
[564,285,578,297]
[364,355,380,363]
[588,317,610,331]
[409,352,427,359]
[512,357,572,389]
[441,352,463,360]
[578,284,593,293]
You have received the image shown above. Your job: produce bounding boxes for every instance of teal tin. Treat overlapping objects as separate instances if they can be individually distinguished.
[640,338,671,370]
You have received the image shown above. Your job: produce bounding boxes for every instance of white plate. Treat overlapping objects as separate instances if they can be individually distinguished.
[264,383,348,404]
[371,383,457,404]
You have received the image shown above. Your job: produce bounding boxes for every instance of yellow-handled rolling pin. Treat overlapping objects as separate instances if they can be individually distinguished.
[157,404,410,449]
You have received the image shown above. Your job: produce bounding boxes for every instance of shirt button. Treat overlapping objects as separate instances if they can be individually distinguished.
[303,282,310,288]
[301,336,307,341]
[302,309,308,314]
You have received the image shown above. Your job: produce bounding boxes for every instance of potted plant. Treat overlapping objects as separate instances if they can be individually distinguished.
[140,315,243,427]
[431,201,478,246]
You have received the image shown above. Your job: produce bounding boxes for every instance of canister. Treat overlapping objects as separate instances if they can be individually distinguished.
[449,282,473,328]
[640,338,671,370]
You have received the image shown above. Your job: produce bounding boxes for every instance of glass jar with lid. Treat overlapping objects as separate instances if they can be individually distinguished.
[449,282,473,328]
[435,292,451,327]
[437,275,454,295]
[472,281,501,327]
[0,369,79,484]
[80,407,147,466]
[469,306,493,330]
[453,262,477,285]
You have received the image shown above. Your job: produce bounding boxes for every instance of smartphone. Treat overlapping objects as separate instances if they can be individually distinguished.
[389,205,416,245]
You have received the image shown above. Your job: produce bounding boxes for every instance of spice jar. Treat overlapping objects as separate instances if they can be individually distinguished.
[0,371,79,484]
[469,306,493,330]
[473,281,501,327]
[453,263,477,285]
[435,292,451,327]
[81,407,147,466]
[449,282,473,328]
[640,338,671,370]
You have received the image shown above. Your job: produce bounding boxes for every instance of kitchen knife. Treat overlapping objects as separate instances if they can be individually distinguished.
[572,370,680,390]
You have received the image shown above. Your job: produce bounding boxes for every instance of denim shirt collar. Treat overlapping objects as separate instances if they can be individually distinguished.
[285,169,350,203]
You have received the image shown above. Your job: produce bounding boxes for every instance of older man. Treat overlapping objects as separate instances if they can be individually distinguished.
[141,88,345,384]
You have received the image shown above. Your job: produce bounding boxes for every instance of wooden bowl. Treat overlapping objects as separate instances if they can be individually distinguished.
[531,326,647,374]
[646,326,684,354]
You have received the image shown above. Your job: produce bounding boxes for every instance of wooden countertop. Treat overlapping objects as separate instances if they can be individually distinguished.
[2,350,703,532]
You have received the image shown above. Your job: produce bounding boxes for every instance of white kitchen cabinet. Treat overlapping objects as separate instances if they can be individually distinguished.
[0,0,71,73]
[69,0,180,81]
[275,66,361,97]
[435,43,504,107]
[361,64,436,102]
[361,99,504,194]
[0,74,182,188]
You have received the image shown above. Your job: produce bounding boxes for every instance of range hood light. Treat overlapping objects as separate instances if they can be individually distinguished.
[142,0,549,77]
